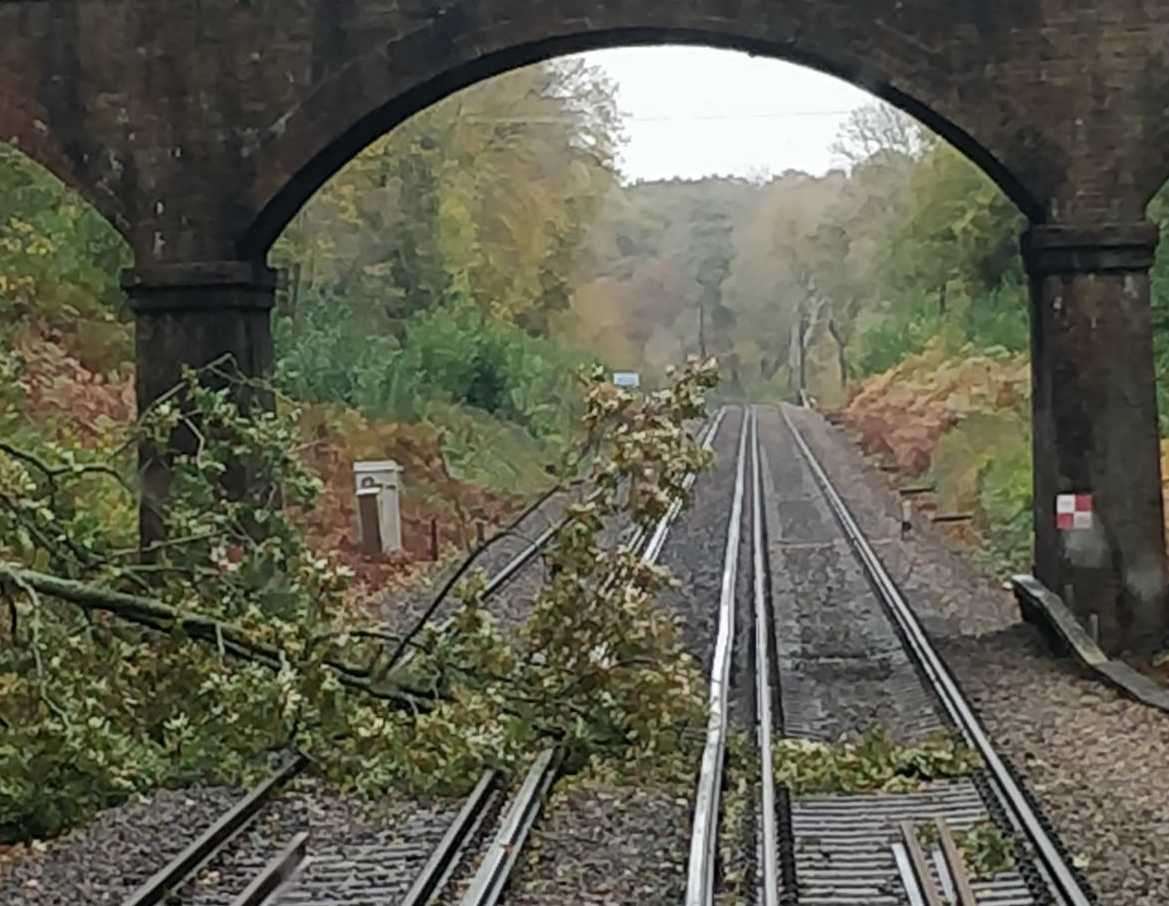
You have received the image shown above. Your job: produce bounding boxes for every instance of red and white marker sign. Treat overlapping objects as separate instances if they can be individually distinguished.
[1056,493,1093,530]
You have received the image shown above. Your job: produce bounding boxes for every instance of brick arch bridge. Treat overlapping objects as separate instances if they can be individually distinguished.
[3,0,1169,653]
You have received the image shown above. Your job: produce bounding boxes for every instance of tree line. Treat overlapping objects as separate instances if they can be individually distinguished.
[6,54,1169,433]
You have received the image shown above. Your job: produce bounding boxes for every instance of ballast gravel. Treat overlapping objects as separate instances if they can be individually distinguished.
[376,485,576,636]
[759,407,949,743]
[505,784,692,906]
[785,403,1169,906]
[0,776,459,906]
[658,405,746,673]
[181,776,454,906]
[0,786,243,904]
[782,405,1018,638]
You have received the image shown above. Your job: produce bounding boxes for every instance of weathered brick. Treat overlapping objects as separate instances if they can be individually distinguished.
[0,1,1167,254]
[3,0,1169,651]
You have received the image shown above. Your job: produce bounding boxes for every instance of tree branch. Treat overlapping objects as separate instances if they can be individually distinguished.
[382,481,566,671]
[0,563,430,709]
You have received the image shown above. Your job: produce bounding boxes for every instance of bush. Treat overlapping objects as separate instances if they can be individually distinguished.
[957,283,1029,355]
[275,293,592,440]
[402,296,590,436]
[857,293,944,376]
[273,291,419,419]
[977,433,1033,573]
[857,284,1029,379]
[0,145,132,373]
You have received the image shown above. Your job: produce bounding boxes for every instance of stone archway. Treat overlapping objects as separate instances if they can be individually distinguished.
[0,85,127,238]
[237,20,1046,257]
[2,0,1167,652]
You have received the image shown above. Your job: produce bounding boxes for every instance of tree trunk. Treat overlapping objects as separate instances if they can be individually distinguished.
[827,317,848,391]
[787,310,804,397]
[698,300,707,359]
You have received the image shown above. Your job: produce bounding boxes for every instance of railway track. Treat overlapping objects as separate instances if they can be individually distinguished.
[440,406,734,906]
[685,403,1099,906]
[119,759,502,906]
[120,408,728,906]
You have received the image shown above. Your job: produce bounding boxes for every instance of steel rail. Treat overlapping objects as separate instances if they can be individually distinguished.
[892,842,928,906]
[781,404,1095,906]
[750,410,781,906]
[685,406,751,906]
[456,406,734,906]
[121,754,307,906]
[228,831,309,906]
[392,408,726,681]
[400,769,501,906]
[458,748,562,906]
[642,406,728,563]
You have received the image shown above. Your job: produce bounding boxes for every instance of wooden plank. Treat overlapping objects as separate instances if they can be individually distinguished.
[1096,661,1169,711]
[1012,574,1109,667]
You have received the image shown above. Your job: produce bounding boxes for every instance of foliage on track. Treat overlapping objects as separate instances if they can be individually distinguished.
[914,818,1016,879]
[771,726,981,795]
[954,821,1017,878]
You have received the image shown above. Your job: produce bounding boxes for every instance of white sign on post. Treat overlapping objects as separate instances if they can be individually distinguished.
[613,371,640,389]
[1056,493,1093,531]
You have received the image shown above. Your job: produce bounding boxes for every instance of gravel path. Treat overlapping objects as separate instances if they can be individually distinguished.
[785,403,1169,906]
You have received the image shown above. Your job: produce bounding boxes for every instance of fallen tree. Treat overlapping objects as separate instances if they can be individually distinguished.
[0,355,719,840]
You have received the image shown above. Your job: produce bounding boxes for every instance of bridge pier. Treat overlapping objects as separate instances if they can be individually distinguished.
[123,261,277,545]
[1024,222,1169,655]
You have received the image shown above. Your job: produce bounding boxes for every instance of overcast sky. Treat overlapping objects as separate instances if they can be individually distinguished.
[578,46,877,182]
